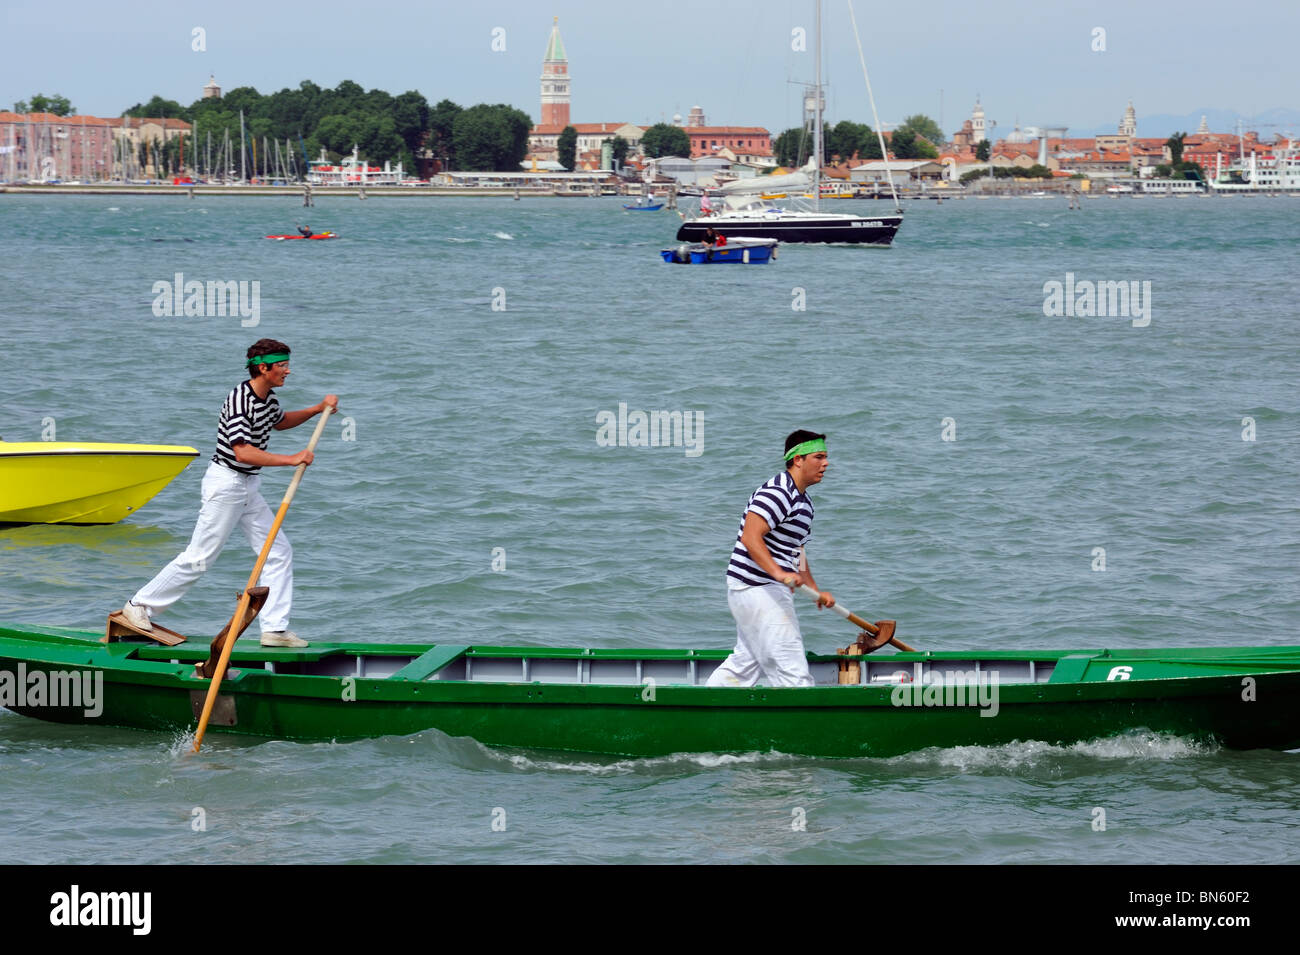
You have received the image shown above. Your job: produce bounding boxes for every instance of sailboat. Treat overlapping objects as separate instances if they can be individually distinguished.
[676,0,903,245]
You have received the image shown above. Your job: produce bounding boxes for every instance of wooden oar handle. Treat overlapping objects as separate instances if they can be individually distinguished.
[792,582,916,653]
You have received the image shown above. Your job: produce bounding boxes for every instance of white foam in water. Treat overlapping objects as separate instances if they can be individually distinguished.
[894,731,1215,772]
[165,729,197,758]
[492,232,513,240]
[496,749,797,775]
[445,237,476,243]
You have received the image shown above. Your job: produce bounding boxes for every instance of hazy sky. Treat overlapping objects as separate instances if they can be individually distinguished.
[3,0,1295,138]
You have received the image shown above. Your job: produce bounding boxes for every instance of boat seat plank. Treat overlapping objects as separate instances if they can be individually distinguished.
[391,645,468,682]
[1048,654,1097,683]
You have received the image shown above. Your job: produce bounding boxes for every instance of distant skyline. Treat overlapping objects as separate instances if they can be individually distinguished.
[3,0,1297,142]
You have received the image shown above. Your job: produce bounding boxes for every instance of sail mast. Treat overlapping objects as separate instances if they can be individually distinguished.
[813,0,822,212]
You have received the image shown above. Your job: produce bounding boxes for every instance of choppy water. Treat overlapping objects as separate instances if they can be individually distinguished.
[1,193,1298,863]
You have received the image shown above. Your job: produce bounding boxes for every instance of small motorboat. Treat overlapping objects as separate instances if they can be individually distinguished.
[661,237,779,265]
[264,231,338,240]
[623,202,664,211]
[0,441,198,524]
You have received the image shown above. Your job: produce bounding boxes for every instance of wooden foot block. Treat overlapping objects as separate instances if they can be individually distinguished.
[104,611,188,646]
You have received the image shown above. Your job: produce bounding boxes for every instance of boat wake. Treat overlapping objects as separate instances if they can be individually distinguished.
[891,731,1217,773]
[491,749,812,776]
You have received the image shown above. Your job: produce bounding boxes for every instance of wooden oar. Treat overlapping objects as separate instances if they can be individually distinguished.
[791,582,916,653]
[192,407,333,752]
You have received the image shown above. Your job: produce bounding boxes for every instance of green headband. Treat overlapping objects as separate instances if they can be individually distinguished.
[247,353,290,366]
[784,438,826,461]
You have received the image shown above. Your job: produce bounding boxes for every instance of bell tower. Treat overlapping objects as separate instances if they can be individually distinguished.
[540,18,570,127]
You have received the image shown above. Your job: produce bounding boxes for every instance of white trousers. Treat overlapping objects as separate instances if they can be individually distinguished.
[132,461,293,633]
[706,582,813,688]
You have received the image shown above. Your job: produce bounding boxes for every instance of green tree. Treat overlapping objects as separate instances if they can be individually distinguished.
[125,96,187,119]
[428,98,462,169]
[392,91,430,157]
[557,125,578,170]
[19,93,75,116]
[1165,131,1187,166]
[890,128,919,159]
[315,114,361,157]
[640,123,691,159]
[975,139,991,161]
[827,120,876,161]
[452,103,532,171]
[897,114,944,145]
[773,127,806,166]
[610,136,630,166]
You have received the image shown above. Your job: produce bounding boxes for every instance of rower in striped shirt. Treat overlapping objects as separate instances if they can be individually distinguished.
[707,430,835,688]
[120,339,338,648]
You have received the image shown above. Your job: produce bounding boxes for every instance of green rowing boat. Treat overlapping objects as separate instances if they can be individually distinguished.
[3,622,1299,757]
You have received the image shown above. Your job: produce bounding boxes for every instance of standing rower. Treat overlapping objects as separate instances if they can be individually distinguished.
[120,339,338,647]
[708,430,834,688]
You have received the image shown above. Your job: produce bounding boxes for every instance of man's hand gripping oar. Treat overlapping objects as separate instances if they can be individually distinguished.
[783,577,915,653]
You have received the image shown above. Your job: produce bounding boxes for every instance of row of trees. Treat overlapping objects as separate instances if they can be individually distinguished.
[772,114,944,166]
[960,164,1055,182]
[12,93,75,116]
[117,83,534,173]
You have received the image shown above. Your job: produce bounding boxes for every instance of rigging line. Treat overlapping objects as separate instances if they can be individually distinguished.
[846,0,900,212]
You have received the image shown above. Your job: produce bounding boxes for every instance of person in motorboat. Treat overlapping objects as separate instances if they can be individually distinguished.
[707,430,835,688]
[120,339,339,648]
[702,227,726,247]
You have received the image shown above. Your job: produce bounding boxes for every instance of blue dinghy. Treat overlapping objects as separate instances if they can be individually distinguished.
[660,237,778,265]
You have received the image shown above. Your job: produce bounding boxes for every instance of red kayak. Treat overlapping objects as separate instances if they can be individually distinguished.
[265,231,337,240]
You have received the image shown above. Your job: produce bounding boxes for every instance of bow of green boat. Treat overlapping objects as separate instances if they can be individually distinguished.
[4,622,1300,757]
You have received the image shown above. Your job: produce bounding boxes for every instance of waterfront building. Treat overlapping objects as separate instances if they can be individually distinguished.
[683,122,773,159]
[0,111,189,181]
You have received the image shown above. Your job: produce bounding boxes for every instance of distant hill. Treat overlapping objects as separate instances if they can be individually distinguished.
[1069,107,1300,141]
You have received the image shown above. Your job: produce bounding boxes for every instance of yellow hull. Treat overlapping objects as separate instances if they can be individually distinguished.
[0,442,198,524]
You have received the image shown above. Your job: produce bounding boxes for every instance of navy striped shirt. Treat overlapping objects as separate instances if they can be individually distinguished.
[211,381,283,474]
[726,471,815,586]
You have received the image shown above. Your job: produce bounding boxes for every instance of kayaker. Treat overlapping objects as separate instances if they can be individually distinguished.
[297,224,314,238]
[707,431,835,688]
[120,339,339,647]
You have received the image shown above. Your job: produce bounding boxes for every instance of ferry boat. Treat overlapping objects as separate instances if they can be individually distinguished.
[1208,140,1300,193]
[307,146,405,187]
